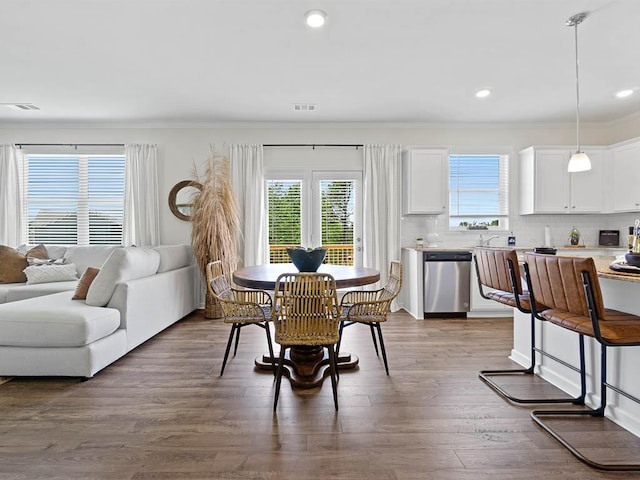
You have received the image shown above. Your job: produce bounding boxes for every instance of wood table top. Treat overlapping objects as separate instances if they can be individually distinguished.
[233,264,380,290]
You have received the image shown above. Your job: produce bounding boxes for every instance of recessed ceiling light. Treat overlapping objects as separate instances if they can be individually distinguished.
[0,103,40,111]
[475,89,491,98]
[616,89,634,98]
[305,9,327,28]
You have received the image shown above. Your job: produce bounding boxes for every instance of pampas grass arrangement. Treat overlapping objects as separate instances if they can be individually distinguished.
[191,148,240,318]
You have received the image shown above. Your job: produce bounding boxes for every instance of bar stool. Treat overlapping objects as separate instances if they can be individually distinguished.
[474,247,585,405]
[523,252,640,471]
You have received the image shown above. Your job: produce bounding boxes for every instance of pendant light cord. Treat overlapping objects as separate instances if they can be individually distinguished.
[574,22,581,153]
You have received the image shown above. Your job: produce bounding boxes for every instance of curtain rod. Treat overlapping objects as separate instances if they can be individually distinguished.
[16,143,125,148]
[263,143,363,149]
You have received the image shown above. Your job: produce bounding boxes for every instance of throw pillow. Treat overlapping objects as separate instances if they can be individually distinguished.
[0,244,48,284]
[27,257,65,266]
[85,247,161,307]
[23,263,79,285]
[72,267,101,300]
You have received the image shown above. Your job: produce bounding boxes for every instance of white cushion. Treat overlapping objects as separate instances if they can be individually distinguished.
[7,280,79,302]
[63,245,119,276]
[44,245,68,260]
[24,263,78,284]
[0,292,120,347]
[153,245,193,273]
[86,247,160,307]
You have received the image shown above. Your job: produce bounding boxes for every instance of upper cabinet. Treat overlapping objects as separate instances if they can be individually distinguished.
[519,146,606,215]
[402,148,448,215]
[611,139,640,213]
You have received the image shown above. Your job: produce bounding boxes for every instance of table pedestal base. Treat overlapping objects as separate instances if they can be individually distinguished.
[255,345,359,389]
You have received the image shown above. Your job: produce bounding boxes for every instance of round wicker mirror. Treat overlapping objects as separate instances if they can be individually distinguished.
[168,180,202,221]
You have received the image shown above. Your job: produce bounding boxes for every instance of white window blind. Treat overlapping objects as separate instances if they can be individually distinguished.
[22,154,125,245]
[267,180,302,263]
[320,180,355,265]
[449,154,509,229]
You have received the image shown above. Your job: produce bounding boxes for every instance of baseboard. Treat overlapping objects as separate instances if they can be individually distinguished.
[608,404,640,438]
[509,349,530,367]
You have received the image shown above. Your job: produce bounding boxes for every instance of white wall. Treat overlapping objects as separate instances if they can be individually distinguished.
[1,119,638,250]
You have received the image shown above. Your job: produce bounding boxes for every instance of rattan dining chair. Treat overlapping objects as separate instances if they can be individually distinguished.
[207,261,275,376]
[336,261,402,375]
[272,272,342,411]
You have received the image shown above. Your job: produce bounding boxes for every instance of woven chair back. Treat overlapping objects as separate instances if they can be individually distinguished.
[210,274,234,302]
[210,272,270,324]
[379,261,403,301]
[273,273,340,346]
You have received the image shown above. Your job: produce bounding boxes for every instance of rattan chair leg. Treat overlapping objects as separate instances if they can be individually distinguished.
[337,321,345,354]
[374,323,389,376]
[273,347,287,411]
[233,327,241,356]
[327,345,339,411]
[220,323,238,376]
[369,323,379,356]
[263,323,276,378]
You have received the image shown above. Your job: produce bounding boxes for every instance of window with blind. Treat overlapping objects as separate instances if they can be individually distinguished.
[267,180,302,262]
[266,171,362,266]
[448,154,509,229]
[23,154,126,245]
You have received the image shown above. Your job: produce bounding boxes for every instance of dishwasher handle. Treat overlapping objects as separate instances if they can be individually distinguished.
[423,251,472,262]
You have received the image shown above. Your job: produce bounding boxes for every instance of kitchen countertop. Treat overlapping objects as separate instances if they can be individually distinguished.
[404,246,626,253]
[593,256,640,283]
[404,246,639,283]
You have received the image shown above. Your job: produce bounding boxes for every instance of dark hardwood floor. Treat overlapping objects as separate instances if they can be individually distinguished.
[1,310,639,479]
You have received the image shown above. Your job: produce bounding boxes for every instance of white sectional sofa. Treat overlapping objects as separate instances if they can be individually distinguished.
[0,244,199,378]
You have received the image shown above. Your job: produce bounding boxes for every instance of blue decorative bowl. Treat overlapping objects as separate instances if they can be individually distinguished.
[286,247,327,272]
[625,252,640,267]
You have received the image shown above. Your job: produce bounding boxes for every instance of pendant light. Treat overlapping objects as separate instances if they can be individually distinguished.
[566,12,591,173]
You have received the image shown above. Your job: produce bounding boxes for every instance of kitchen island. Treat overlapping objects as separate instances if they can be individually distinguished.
[512,254,640,437]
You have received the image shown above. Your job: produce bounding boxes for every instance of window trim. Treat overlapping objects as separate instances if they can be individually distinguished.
[264,167,363,266]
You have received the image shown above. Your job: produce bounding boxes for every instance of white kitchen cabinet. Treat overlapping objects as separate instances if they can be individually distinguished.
[611,139,640,212]
[402,148,448,215]
[519,146,606,215]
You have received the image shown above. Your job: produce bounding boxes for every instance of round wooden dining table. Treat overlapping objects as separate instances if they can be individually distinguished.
[232,263,381,389]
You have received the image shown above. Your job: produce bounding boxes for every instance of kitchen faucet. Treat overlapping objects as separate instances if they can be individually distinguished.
[476,234,500,247]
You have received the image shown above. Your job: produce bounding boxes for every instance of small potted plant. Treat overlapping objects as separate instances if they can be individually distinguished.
[415,237,424,249]
[569,226,581,246]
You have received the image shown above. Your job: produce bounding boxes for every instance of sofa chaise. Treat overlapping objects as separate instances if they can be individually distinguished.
[0,244,199,378]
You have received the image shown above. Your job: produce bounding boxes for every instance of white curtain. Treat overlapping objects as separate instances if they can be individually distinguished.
[123,144,160,246]
[363,145,401,306]
[0,145,23,246]
[230,144,267,266]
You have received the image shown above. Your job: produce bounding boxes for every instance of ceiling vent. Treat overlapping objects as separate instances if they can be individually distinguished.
[0,103,41,111]
[293,103,317,112]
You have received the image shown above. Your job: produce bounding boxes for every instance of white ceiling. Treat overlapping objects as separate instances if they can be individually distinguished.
[1,0,639,125]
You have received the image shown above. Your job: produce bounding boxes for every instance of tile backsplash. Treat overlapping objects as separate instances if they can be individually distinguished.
[401,213,640,249]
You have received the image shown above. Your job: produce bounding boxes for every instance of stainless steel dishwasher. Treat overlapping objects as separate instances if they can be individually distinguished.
[423,250,472,317]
